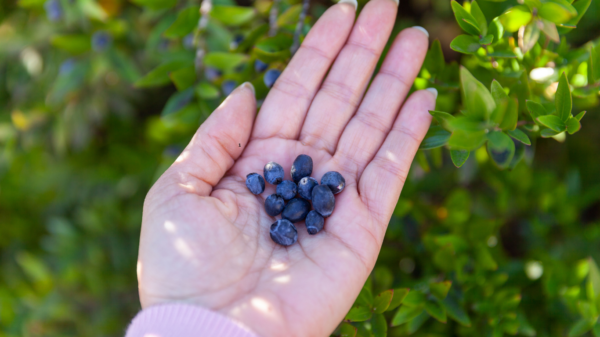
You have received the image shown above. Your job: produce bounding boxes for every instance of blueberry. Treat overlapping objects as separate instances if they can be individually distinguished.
[291,154,313,183]
[265,194,285,216]
[270,219,298,246]
[263,69,280,88]
[282,198,311,223]
[205,67,221,81]
[305,210,324,235]
[297,177,318,200]
[230,34,244,50]
[183,34,194,50]
[254,59,268,73]
[321,171,345,194]
[276,180,297,200]
[264,161,284,185]
[59,59,75,75]
[44,0,62,21]
[245,173,265,195]
[312,185,335,217]
[222,80,237,96]
[92,31,112,52]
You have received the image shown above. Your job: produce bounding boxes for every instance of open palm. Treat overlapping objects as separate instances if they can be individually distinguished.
[138,0,435,336]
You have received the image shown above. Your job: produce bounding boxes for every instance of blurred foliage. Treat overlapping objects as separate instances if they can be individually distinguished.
[1,0,600,335]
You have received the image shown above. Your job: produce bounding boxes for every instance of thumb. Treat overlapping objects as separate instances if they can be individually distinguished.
[163,82,256,196]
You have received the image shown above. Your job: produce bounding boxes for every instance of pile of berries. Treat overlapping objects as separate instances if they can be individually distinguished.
[245,155,345,246]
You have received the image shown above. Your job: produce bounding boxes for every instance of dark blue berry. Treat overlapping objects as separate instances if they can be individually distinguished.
[321,171,345,194]
[270,219,298,246]
[205,67,221,81]
[291,154,313,183]
[44,0,62,21]
[265,194,285,216]
[254,59,268,73]
[92,31,112,52]
[312,185,335,217]
[297,177,318,200]
[264,161,284,185]
[282,198,311,223]
[230,34,244,50]
[245,173,265,195]
[222,80,237,96]
[276,180,297,200]
[305,210,324,235]
[263,69,280,88]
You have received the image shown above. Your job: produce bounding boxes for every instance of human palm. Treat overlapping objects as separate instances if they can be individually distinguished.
[137,0,436,336]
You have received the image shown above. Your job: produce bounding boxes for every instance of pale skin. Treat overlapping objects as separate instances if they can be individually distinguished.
[137,0,436,336]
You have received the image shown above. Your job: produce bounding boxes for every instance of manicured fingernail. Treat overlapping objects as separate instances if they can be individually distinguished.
[412,26,429,38]
[338,0,358,10]
[426,88,438,99]
[241,82,255,96]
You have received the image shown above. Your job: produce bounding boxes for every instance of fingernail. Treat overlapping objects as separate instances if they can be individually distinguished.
[241,82,255,97]
[338,0,358,10]
[426,88,438,99]
[412,26,429,38]
[391,0,399,6]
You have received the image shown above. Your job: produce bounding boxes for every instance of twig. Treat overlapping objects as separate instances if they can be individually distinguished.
[291,0,309,54]
[194,0,212,76]
[269,0,280,37]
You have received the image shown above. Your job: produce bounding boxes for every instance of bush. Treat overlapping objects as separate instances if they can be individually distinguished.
[1,0,600,336]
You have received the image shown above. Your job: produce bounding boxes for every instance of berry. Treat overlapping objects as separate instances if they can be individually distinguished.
[305,210,324,235]
[59,59,75,75]
[282,198,311,223]
[264,161,284,185]
[254,59,268,73]
[270,219,298,246]
[205,67,221,81]
[183,34,194,50]
[265,194,285,216]
[263,69,280,88]
[245,173,265,195]
[44,0,62,21]
[230,34,244,50]
[92,31,112,52]
[297,177,318,200]
[222,80,237,96]
[291,154,313,183]
[312,185,335,217]
[276,180,297,200]
[321,171,346,194]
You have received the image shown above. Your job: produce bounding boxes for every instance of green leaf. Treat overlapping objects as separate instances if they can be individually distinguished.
[131,0,176,10]
[556,72,572,122]
[424,39,445,76]
[475,243,499,269]
[372,290,394,314]
[164,6,199,38]
[575,111,587,121]
[277,4,303,26]
[338,323,357,337]
[491,80,508,104]
[371,313,387,337]
[107,49,141,83]
[356,284,373,307]
[448,129,487,151]
[507,129,531,145]
[387,288,410,311]
[170,66,196,91]
[569,318,597,337]
[253,35,293,63]
[135,60,193,88]
[565,0,591,28]
[420,126,451,150]
[566,117,581,134]
[498,5,532,32]
[195,82,220,99]
[441,296,471,327]
[430,281,452,300]
[391,305,424,326]
[161,88,194,116]
[345,305,372,322]
[488,17,504,43]
[521,22,540,53]
[470,1,488,35]
[403,291,426,307]
[487,131,515,169]
[425,300,447,323]
[203,52,247,72]
[540,129,562,138]
[480,34,494,45]
[526,100,549,119]
[488,50,518,58]
[499,98,518,131]
[587,258,600,304]
[450,35,481,55]
[537,115,566,132]
[540,19,560,42]
[594,320,600,337]
[578,301,598,319]
[210,5,256,26]
[79,0,108,21]
[429,110,455,129]
[451,1,481,35]
[460,67,496,120]
[235,24,269,52]
[407,311,430,334]
[590,45,600,83]
[51,35,91,55]
[450,150,470,168]
[539,1,577,24]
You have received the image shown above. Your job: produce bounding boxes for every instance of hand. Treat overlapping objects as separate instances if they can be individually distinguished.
[137,0,436,335]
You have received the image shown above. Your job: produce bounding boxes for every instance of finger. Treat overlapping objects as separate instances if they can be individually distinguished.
[333,27,429,178]
[251,2,356,140]
[359,89,436,224]
[299,0,398,154]
[161,83,257,197]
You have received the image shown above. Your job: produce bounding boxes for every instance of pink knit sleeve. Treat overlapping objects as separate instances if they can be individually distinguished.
[125,303,259,337]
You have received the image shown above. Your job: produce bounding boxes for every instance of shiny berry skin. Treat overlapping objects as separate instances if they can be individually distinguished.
[92,31,112,52]
[276,180,297,200]
[263,69,280,88]
[321,171,346,194]
[305,211,324,235]
[270,219,298,246]
[222,80,237,96]
[245,173,265,195]
[291,154,313,183]
[254,59,268,73]
[312,185,335,217]
[44,0,62,21]
[265,194,285,216]
[297,177,318,200]
[282,198,311,223]
[264,161,284,185]
[205,67,221,81]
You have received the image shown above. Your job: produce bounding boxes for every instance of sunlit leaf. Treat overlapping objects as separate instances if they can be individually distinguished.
[387,288,410,311]
[451,1,481,35]
[507,129,531,145]
[450,35,481,54]
[345,305,372,322]
[539,1,577,24]
[460,67,496,120]
[499,5,532,33]
[372,290,394,314]
[537,115,566,132]
[211,5,256,26]
[164,6,199,38]
[556,72,572,122]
